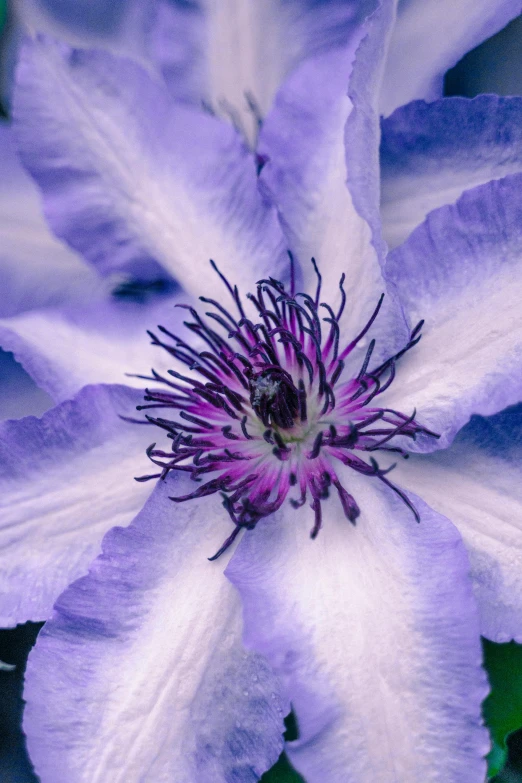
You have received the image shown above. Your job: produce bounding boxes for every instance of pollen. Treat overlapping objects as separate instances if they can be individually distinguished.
[132,257,439,560]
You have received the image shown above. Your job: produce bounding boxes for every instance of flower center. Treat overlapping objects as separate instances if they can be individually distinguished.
[132,259,438,559]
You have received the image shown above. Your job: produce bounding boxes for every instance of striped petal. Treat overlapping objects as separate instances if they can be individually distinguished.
[13,36,286,293]
[24,475,286,782]
[393,404,522,643]
[381,95,522,250]
[227,468,489,783]
[0,384,154,626]
[383,173,522,448]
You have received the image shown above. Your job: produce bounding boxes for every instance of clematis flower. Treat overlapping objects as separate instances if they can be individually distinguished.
[1,2,522,782]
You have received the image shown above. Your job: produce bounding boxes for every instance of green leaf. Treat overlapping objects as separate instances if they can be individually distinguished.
[0,0,6,31]
[483,639,522,777]
[261,753,305,783]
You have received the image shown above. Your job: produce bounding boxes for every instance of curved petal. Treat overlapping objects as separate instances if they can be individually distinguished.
[24,476,287,783]
[344,0,396,262]
[380,0,522,116]
[147,0,374,145]
[393,404,522,643]
[227,468,489,783]
[383,173,522,448]
[0,121,99,318]
[381,95,522,250]
[0,291,185,402]
[13,36,287,294]
[258,38,408,361]
[0,384,155,626]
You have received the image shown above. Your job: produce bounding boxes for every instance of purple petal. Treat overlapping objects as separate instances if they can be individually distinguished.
[227,468,489,782]
[381,0,522,115]
[24,475,286,782]
[0,384,155,626]
[0,121,98,318]
[384,173,522,448]
[258,29,408,360]
[15,0,148,54]
[381,95,522,249]
[344,0,396,264]
[13,36,286,293]
[147,0,374,144]
[394,404,522,643]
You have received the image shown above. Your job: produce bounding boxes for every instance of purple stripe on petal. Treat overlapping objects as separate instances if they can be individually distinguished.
[13,36,287,293]
[227,469,489,783]
[381,95,522,249]
[383,172,522,449]
[24,475,286,783]
[394,404,522,643]
[0,384,154,626]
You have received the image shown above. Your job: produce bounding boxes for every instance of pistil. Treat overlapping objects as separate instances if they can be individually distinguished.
[131,259,438,559]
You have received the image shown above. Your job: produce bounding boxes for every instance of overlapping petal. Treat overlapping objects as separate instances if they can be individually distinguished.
[24,476,286,783]
[147,0,375,144]
[14,36,287,293]
[0,384,154,626]
[227,469,489,783]
[0,291,184,402]
[344,0,396,262]
[381,96,522,249]
[383,173,522,448]
[0,121,99,318]
[381,0,522,115]
[259,47,380,311]
[258,19,408,362]
[393,404,522,643]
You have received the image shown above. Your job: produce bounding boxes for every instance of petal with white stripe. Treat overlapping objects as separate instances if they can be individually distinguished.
[14,36,286,294]
[393,404,522,643]
[383,173,522,448]
[0,291,184,402]
[258,26,408,361]
[24,476,286,783]
[147,0,374,144]
[381,95,522,250]
[227,468,489,783]
[0,384,154,626]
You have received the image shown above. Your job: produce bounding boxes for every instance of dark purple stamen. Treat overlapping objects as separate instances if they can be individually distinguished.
[136,260,438,559]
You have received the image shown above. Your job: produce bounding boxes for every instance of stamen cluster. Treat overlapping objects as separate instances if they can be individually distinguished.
[131,260,437,559]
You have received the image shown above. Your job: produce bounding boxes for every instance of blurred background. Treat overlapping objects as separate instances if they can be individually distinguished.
[0,2,521,781]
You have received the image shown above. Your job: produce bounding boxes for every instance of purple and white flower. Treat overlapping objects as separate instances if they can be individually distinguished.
[1,1,522,781]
